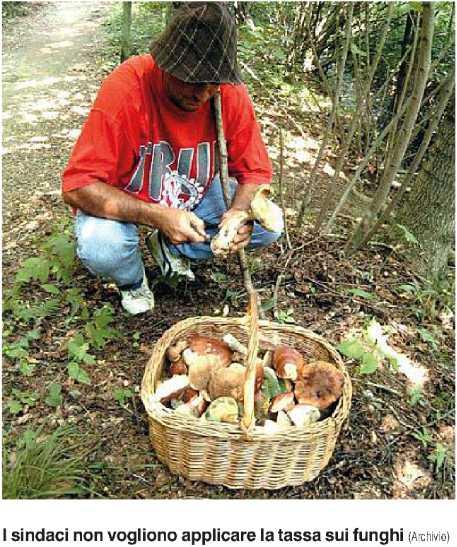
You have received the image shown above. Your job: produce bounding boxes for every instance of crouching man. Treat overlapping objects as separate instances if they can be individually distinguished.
[61,2,281,315]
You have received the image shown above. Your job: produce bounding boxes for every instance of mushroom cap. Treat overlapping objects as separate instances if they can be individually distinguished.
[205,396,239,424]
[183,336,233,391]
[167,338,189,362]
[208,363,246,402]
[152,375,189,403]
[187,335,233,367]
[272,345,305,380]
[169,358,187,376]
[255,364,264,393]
[294,361,344,410]
[181,387,199,403]
[250,184,284,233]
[269,391,295,413]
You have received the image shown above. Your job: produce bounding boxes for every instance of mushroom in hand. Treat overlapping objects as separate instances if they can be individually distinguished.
[211,185,284,256]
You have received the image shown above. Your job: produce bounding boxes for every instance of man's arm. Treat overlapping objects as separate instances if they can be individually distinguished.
[62,182,208,244]
[229,183,258,211]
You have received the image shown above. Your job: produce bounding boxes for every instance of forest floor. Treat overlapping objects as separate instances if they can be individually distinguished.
[2,2,455,499]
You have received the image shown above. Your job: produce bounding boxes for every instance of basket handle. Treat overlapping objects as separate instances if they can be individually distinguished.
[241,292,260,433]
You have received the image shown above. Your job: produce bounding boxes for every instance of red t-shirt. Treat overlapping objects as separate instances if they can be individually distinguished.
[62,55,272,209]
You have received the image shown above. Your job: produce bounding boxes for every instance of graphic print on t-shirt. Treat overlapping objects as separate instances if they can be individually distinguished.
[125,140,216,210]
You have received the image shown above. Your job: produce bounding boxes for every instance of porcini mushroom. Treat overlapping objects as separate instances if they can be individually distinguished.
[175,394,207,418]
[272,345,305,381]
[152,375,189,403]
[169,358,187,376]
[287,404,320,427]
[204,397,239,424]
[183,335,233,391]
[269,392,295,413]
[208,363,246,402]
[250,185,284,233]
[166,339,189,363]
[181,387,199,403]
[211,185,284,256]
[276,410,292,427]
[294,361,344,410]
[222,333,248,355]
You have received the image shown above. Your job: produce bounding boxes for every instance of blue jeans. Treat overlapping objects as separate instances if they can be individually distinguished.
[75,178,282,288]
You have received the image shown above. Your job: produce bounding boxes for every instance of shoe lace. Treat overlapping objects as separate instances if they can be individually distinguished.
[125,284,152,299]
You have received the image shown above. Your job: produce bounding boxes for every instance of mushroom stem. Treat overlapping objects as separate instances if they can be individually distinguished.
[222,334,248,355]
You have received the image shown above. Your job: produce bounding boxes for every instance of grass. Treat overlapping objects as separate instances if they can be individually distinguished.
[2,425,87,499]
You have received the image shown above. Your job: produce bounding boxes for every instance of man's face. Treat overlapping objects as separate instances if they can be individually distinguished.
[164,73,220,112]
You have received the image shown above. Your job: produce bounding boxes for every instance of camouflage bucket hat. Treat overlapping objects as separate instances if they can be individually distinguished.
[150,2,242,84]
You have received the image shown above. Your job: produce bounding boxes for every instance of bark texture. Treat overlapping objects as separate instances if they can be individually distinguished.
[397,98,455,280]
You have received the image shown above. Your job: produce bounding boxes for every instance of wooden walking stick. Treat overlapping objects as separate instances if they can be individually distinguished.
[213,91,264,320]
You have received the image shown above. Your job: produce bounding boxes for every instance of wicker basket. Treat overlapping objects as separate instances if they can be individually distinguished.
[141,307,352,490]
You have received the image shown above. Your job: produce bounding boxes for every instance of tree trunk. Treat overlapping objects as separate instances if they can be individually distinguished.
[120,2,132,63]
[345,3,434,253]
[397,97,455,280]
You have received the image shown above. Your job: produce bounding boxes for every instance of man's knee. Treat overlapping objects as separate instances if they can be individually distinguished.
[76,215,139,275]
[249,224,282,249]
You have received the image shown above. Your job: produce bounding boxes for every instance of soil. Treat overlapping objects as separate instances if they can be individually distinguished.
[2,2,455,499]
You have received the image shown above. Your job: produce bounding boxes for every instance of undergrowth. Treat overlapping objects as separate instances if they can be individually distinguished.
[2,425,86,499]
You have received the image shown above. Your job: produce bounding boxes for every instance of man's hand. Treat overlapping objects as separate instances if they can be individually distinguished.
[219,208,253,253]
[156,209,208,245]
[62,183,208,245]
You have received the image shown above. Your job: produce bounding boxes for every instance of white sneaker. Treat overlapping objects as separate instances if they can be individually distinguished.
[120,273,155,315]
[146,230,195,281]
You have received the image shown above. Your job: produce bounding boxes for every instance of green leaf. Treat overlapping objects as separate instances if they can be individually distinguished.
[45,383,63,407]
[429,443,448,472]
[93,305,115,329]
[359,352,379,374]
[18,360,36,376]
[41,283,60,295]
[397,283,417,294]
[64,288,85,316]
[409,1,423,12]
[26,329,41,341]
[337,339,365,359]
[261,298,275,312]
[350,43,367,57]
[113,388,133,405]
[412,427,432,448]
[418,328,438,350]
[262,368,282,399]
[68,362,91,385]
[276,308,295,324]
[396,224,419,245]
[15,257,50,284]
[347,288,376,300]
[45,234,75,268]
[68,334,96,365]
[3,345,28,360]
[8,400,23,415]
[408,385,424,406]
[19,429,38,448]
[210,271,228,283]
[12,389,39,406]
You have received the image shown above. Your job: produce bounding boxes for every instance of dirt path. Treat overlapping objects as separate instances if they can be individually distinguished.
[2,1,110,256]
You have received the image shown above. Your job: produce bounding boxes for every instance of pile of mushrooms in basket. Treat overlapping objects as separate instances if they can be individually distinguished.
[146,333,344,432]
[143,180,345,433]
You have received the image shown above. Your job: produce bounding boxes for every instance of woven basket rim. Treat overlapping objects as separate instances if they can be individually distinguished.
[141,315,352,441]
